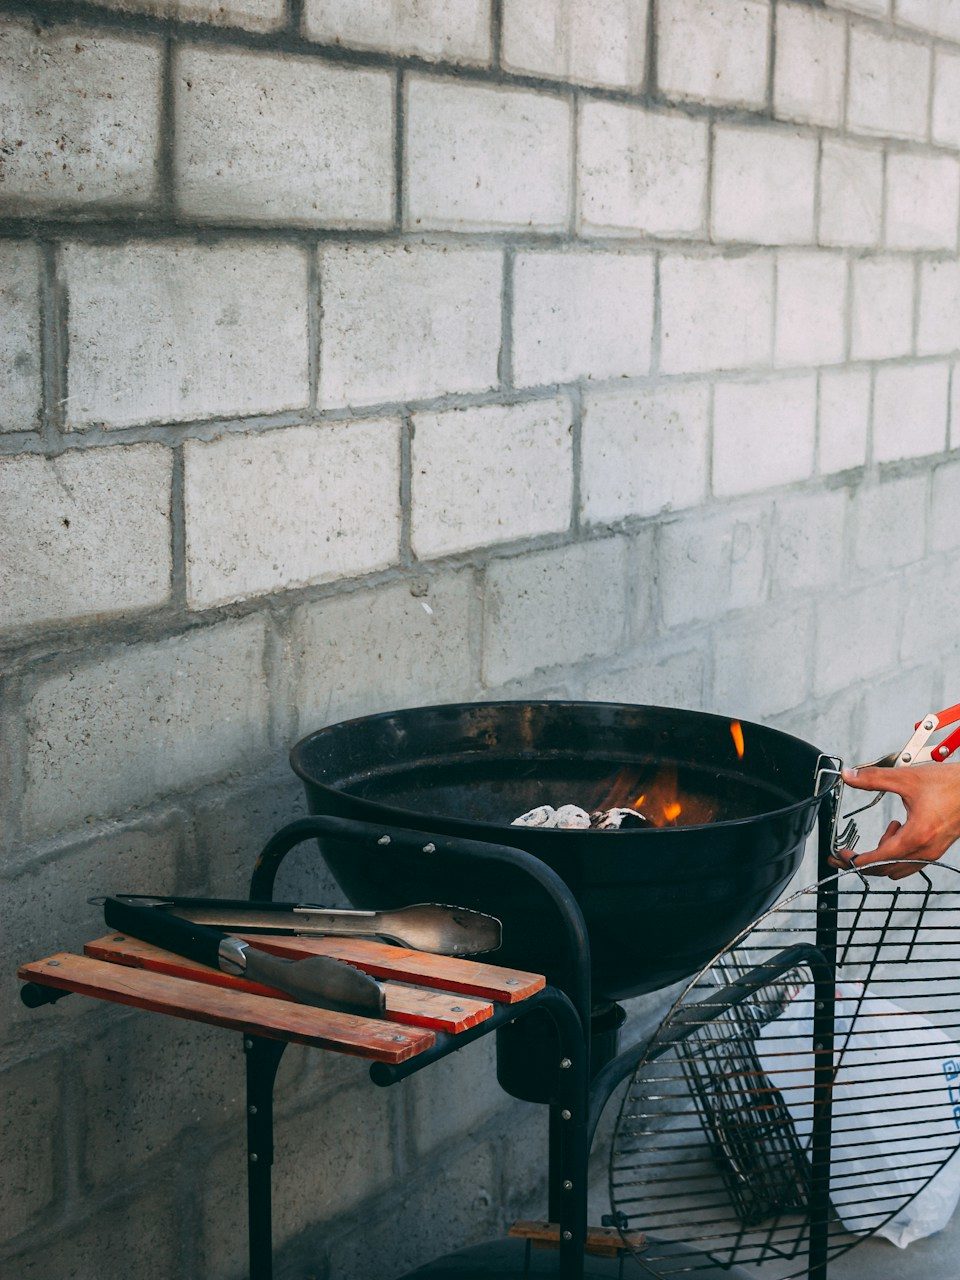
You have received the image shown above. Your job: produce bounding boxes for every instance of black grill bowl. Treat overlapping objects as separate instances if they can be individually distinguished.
[290,701,830,1002]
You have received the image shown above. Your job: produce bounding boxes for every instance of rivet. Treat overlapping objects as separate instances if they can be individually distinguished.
[814,1042,823,1051]
[48,960,60,967]
[560,1057,572,1070]
[815,1001,824,1011]
[244,1039,254,1051]
[924,720,936,731]
[902,752,913,763]
[249,1153,259,1163]
[392,1035,407,1042]
[562,1230,573,1242]
[504,978,520,986]
[451,1006,464,1013]
[563,1180,573,1192]
[377,834,391,845]
[113,936,126,942]
[560,1109,572,1121]
[422,843,436,854]
[249,1105,258,1115]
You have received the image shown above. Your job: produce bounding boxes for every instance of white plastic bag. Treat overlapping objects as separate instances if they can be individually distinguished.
[756,981,960,1247]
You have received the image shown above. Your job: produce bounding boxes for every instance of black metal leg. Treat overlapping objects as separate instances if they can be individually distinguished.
[809,792,839,1280]
[244,1036,287,1280]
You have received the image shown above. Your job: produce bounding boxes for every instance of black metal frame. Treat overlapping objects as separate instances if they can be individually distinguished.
[241,795,839,1280]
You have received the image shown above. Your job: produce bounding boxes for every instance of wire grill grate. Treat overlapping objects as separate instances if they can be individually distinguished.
[609,861,960,1278]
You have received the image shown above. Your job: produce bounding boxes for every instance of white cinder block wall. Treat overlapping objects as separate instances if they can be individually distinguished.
[2,0,960,1275]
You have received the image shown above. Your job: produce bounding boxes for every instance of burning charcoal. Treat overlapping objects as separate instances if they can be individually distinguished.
[590,808,651,831]
[554,804,591,829]
[512,805,559,828]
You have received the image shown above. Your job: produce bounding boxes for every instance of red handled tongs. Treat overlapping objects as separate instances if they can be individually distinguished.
[845,702,960,819]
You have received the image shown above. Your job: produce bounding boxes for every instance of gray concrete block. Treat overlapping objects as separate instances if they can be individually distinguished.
[411,399,573,559]
[406,77,570,232]
[70,0,285,30]
[0,240,41,433]
[585,646,706,710]
[23,617,272,838]
[713,603,814,720]
[290,572,478,735]
[184,420,402,608]
[581,383,709,525]
[657,0,770,109]
[80,1015,244,1187]
[303,0,492,63]
[175,47,394,227]
[502,0,647,89]
[2,812,184,1037]
[482,539,628,685]
[0,20,161,211]
[512,249,654,387]
[63,240,310,429]
[853,474,928,573]
[0,444,172,633]
[186,771,309,898]
[660,504,770,629]
[932,460,960,553]
[199,1078,398,1279]
[0,1052,62,1246]
[318,243,501,407]
[578,101,707,238]
[772,488,849,594]
[816,581,901,696]
[407,1036,507,1155]
[7,1178,181,1279]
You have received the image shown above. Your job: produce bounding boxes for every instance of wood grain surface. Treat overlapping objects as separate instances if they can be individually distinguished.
[18,952,435,1062]
[84,934,493,1033]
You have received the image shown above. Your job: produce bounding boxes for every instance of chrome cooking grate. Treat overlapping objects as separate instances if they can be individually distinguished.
[610,860,960,1278]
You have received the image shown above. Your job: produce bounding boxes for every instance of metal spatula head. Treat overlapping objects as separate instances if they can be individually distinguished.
[244,948,386,1016]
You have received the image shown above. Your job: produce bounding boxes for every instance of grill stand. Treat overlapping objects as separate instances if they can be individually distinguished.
[249,795,838,1280]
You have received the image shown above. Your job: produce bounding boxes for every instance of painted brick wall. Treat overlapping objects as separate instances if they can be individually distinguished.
[2,0,960,1276]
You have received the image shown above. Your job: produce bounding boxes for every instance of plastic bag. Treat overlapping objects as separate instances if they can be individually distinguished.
[756,981,960,1247]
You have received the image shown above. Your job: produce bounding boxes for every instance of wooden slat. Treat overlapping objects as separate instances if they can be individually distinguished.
[18,953,435,1063]
[84,934,492,1034]
[508,1220,647,1258]
[232,935,545,1003]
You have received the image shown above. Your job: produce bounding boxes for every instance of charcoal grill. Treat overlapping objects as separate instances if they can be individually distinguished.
[245,700,841,1279]
[289,701,830,1002]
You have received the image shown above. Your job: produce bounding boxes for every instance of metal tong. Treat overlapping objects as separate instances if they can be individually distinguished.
[846,701,960,819]
[106,895,502,956]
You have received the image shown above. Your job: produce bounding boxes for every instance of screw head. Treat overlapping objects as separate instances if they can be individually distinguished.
[422,843,436,854]
[377,835,391,845]
[559,1057,572,1070]
[249,1105,258,1115]
[114,936,126,942]
[48,960,60,967]
[814,1042,823,1051]
[451,1006,464,1013]
[249,1152,259,1163]
[902,752,913,763]
[562,1180,573,1192]
[560,1109,572,1120]
[561,1230,573,1242]
[244,1039,254,1051]
[504,978,520,987]
[924,719,936,731]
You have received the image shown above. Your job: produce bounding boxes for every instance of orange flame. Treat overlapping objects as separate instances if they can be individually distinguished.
[730,720,745,760]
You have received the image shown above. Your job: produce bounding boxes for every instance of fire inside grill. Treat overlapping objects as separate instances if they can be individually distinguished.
[513,721,747,830]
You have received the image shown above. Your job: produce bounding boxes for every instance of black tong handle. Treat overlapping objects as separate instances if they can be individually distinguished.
[103,896,225,970]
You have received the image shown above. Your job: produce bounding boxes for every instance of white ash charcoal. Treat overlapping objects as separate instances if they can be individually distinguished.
[512,805,559,828]
[590,808,651,830]
[554,804,592,829]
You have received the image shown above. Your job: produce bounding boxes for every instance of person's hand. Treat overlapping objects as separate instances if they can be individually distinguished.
[828,762,960,880]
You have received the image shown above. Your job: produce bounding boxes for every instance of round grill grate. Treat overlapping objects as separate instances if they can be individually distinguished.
[609,860,960,1278]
